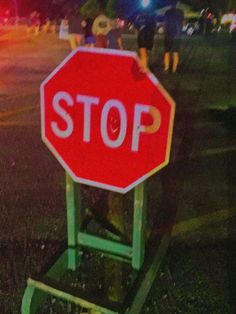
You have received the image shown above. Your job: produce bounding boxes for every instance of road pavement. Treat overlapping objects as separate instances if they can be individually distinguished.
[0,25,236,313]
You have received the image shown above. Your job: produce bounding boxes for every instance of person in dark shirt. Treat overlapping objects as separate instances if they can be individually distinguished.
[84,18,96,47]
[107,20,123,50]
[134,11,156,72]
[163,3,184,73]
[68,5,86,50]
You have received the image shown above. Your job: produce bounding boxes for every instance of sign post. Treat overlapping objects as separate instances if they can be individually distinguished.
[21,48,175,314]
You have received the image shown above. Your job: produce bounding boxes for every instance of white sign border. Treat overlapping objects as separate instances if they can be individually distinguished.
[41,47,175,194]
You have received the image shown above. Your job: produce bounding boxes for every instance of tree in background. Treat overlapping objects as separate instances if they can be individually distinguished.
[80,0,99,18]
[81,0,117,18]
[105,0,116,18]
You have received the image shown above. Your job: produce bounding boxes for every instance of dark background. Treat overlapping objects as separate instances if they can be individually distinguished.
[1,0,236,19]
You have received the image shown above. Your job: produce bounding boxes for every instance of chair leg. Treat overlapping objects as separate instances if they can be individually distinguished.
[21,284,47,314]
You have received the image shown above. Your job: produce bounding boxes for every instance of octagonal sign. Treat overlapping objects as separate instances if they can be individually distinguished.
[41,48,175,193]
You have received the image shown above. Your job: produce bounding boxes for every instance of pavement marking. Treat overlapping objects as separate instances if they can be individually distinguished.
[171,209,236,237]
[0,105,37,120]
[190,146,236,159]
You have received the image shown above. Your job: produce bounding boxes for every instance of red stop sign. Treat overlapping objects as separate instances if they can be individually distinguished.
[41,48,175,193]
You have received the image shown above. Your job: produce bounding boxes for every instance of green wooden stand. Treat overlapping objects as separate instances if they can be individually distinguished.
[21,173,170,314]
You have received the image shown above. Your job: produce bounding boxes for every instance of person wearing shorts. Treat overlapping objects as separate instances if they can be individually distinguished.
[68,5,85,50]
[134,11,156,72]
[163,3,184,73]
[84,18,96,47]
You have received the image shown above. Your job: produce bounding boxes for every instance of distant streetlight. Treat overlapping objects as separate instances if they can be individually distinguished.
[141,0,151,8]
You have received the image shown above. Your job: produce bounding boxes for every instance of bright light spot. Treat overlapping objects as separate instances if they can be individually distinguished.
[221,13,233,25]
[141,0,151,8]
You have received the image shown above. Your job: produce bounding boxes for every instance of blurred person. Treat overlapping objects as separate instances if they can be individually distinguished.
[134,9,156,72]
[27,11,41,35]
[163,2,184,73]
[199,8,209,35]
[206,11,214,34]
[84,18,96,47]
[92,9,112,48]
[50,20,58,34]
[68,5,86,50]
[107,19,123,50]
[198,9,206,35]
[41,18,51,33]
[212,15,218,30]
[59,17,69,40]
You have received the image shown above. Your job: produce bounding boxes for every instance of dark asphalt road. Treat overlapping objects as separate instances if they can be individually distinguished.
[0,26,236,313]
